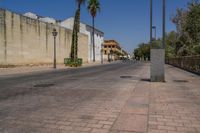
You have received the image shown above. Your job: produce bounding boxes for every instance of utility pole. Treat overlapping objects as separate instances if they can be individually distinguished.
[152,26,156,40]
[163,0,166,49]
[101,43,104,64]
[150,0,153,48]
[150,0,165,82]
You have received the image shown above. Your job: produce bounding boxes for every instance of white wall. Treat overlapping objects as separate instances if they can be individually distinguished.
[59,18,104,62]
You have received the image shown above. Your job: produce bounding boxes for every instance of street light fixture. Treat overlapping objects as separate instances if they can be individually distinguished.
[150,0,153,48]
[101,43,104,64]
[150,0,166,82]
[163,0,166,49]
[152,26,156,41]
[110,48,113,62]
[52,28,58,69]
[150,0,165,47]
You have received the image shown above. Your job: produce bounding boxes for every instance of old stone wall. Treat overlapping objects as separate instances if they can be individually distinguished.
[0,9,88,66]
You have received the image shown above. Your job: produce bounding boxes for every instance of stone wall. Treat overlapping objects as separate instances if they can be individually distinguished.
[0,9,88,66]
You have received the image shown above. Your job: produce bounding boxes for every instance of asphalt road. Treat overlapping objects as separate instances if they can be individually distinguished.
[0,61,140,89]
[0,61,147,133]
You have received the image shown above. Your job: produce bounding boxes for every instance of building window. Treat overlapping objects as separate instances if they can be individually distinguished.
[104,51,107,54]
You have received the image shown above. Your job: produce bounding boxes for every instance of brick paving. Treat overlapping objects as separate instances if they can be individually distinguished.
[0,62,200,133]
[148,66,200,133]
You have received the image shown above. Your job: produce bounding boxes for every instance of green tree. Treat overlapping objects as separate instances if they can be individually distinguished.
[165,31,177,58]
[87,0,101,62]
[185,0,200,55]
[152,38,162,49]
[70,0,86,62]
[172,8,187,36]
[185,0,200,44]
[134,43,150,60]
[134,48,142,60]
[171,0,200,56]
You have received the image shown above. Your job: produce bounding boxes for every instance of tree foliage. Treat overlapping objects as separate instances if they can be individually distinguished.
[70,0,86,62]
[87,0,101,62]
[87,0,100,18]
[170,0,200,56]
[134,0,200,59]
[134,43,150,60]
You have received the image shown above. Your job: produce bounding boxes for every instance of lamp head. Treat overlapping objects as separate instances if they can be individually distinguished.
[52,28,58,37]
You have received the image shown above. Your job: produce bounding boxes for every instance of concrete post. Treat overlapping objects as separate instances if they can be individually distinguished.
[151,49,165,82]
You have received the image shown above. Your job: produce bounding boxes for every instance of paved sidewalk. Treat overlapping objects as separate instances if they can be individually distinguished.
[0,63,200,133]
[110,65,200,133]
[147,66,200,133]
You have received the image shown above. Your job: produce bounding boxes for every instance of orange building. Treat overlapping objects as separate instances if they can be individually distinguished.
[103,40,128,61]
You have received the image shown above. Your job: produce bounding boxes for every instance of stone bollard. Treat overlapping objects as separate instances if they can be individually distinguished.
[150,49,165,82]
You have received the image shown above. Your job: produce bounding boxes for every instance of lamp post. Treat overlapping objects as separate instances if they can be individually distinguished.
[52,28,58,69]
[110,45,113,62]
[152,26,156,41]
[163,0,166,49]
[101,43,104,64]
[150,0,165,82]
[150,0,153,48]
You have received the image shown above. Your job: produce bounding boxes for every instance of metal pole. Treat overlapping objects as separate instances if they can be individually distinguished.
[101,44,103,64]
[111,46,113,62]
[163,0,166,81]
[150,0,153,48]
[154,27,156,40]
[54,36,56,69]
[163,0,166,49]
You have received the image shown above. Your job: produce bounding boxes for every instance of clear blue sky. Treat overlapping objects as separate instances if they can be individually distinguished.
[0,0,190,53]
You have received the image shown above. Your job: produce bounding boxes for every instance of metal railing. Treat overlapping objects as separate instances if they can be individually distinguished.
[166,55,200,74]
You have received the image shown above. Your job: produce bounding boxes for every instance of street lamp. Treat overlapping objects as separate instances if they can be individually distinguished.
[110,45,113,62]
[150,0,153,47]
[150,0,165,82]
[152,26,156,41]
[163,0,166,49]
[52,28,58,69]
[101,43,104,64]
[150,0,165,47]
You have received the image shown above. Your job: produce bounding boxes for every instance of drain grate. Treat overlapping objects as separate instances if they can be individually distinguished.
[120,76,132,79]
[34,83,55,88]
[140,79,151,82]
[173,80,189,83]
[80,115,94,120]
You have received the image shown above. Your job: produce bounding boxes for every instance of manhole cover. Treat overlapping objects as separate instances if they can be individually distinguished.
[120,76,132,79]
[80,115,94,119]
[173,80,189,83]
[140,79,151,82]
[34,83,55,88]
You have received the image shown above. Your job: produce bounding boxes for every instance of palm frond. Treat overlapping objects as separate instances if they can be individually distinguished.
[87,0,101,17]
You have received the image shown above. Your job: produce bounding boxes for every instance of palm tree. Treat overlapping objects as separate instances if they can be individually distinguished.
[70,0,86,63]
[87,0,100,62]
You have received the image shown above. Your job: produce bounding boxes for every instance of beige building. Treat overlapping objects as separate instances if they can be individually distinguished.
[0,9,89,66]
[103,40,128,61]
